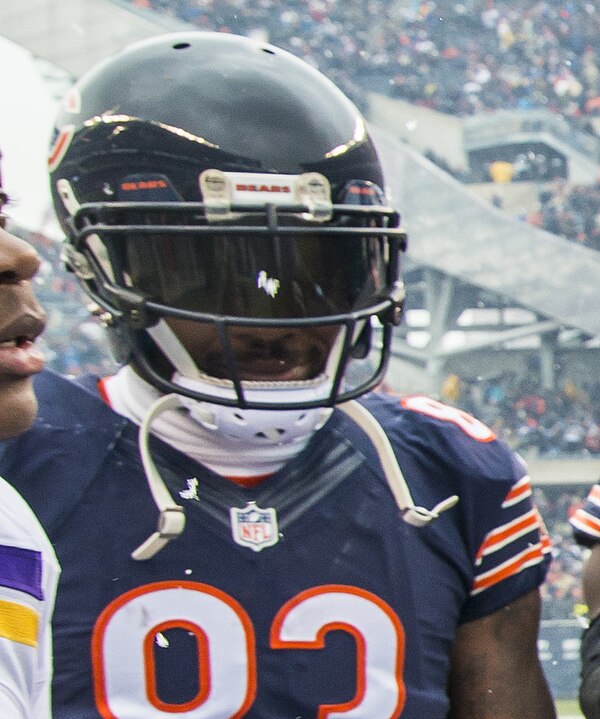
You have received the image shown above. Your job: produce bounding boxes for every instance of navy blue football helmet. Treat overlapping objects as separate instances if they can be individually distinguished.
[49,31,406,412]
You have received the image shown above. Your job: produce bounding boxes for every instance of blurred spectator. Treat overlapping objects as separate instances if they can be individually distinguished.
[527,178,600,250]
[382,371,600,461]
[441,372,464,403]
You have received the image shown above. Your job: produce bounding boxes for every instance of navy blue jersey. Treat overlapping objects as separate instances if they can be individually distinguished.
[0,371,550,719]
[571,484,600,545]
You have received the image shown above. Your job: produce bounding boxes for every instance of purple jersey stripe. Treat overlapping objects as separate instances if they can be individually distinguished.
[0,545,43,600]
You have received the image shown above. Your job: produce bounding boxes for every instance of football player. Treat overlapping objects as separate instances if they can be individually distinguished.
[0,32,556,718]
[0,162,59,717]
[570,487,600,717]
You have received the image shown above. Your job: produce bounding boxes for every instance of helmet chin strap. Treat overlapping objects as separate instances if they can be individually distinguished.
[336,401,459,527]
[146,320,202,380]
[131,393,186,561]
[131,389,459,561]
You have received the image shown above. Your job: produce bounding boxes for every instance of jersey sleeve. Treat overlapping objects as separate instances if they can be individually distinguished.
[0,479,60,719]
[391,395,552,624]
[460,471,552,622]
[570,483,600,546]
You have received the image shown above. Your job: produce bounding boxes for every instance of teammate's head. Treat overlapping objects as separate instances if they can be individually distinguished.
[48,31,406,439]
[0,184,46,438]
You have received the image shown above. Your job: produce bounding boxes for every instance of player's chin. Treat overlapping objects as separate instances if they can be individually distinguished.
[0,377,38,439]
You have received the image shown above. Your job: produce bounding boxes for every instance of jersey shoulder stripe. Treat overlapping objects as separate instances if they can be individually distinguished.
[471,541,549,595]
[571,509,600,539]
[359,394,551,605]
[0,545,43,600]
[502,476,532,507]
[571,483,600,543]
[476,508,543,559]
[587,484,600,506]
[0,598,38,646]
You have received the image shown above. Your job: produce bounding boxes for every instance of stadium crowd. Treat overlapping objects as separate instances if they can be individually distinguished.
[440,370,600,458]
[534,485,587,620]
[123,0,600,250]
[126,0,600,122]
[524,179,600,250]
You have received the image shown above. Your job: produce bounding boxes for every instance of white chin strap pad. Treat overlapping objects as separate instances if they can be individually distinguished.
[145,319,335,445]
[175,374,333,445]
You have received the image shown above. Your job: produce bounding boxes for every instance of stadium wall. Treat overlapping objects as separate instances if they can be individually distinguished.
[540,620,581,701]
[367,92,467,170]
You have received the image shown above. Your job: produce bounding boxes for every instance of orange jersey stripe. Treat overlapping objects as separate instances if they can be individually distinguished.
[472,544,545,595]
[502,477,532,508]
[476,510,540,560]
[571,510,600,537]
[226,475,272,488]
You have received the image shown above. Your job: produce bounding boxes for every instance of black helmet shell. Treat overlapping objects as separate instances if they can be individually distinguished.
[49,31,384,225]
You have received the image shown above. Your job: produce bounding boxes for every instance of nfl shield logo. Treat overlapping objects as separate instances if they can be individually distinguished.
[230,501,279,552]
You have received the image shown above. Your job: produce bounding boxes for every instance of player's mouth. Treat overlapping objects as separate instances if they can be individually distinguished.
[203,345,327,382]
[0,316,46,377]
[0,336,46,377]
[236,357,316,382]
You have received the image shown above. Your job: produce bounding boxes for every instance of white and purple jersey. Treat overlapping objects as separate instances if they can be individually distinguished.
[0,476,59,719]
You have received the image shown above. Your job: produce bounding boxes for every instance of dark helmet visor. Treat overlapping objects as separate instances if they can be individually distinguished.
[106,228,391,320]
